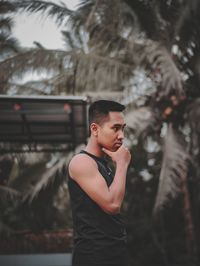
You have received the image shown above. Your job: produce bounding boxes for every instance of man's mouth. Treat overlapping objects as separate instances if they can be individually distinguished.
[115,142,122,146]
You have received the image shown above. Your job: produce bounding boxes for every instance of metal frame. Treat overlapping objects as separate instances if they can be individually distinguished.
[0,95,88,153]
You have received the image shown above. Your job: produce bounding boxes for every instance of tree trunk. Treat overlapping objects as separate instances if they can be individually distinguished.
[181,172,198,262]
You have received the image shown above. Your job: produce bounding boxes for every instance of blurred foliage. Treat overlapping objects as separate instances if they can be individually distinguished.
[0,0,200,265]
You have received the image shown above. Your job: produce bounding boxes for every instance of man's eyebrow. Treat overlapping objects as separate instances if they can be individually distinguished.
[112,123,126,127]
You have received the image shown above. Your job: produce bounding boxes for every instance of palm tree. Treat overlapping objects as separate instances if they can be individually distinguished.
[1,0,200,263]
[0,0,20,93]
[0,0,23,237]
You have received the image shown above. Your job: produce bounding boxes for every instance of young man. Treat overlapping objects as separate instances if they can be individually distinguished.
[68,100,131,266]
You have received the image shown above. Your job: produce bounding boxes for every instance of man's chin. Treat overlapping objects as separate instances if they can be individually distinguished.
[103,144,121,152]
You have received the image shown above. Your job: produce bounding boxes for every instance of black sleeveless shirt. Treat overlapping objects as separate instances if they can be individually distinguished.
[68,150,128,266]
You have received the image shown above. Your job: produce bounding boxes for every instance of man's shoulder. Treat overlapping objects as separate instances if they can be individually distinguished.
[70,152,93,163]
[69,152,97,173]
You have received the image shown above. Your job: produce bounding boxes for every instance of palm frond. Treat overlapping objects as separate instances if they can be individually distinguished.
[8,155,50,192]
[3,0,184,100]
[89,32,184,99]
[8,80,55,95]
[61,30,82,50]
[71,0,139,55]
[6,72,74,95]
[76,0,137,36]
[153,125,190,215]
[68,0,184,99]
[0,48,134,93]
[91,33,184,99]
[0,185,21,202]
[0,17,13,32]
[0,48,68,81]
[144,41,184,98]
[0,3,20,63]
[33,41,45,49]
[125,106,159,137]
[81,90,124,101]
[175,0,200,44]
[72,0,184,99]
[0,34,20,57]
[15,0,72,26]
[22,151,73,204]
[0,1,15,14]
[73,51,133,92]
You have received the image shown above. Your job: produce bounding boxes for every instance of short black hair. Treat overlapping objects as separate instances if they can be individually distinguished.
[88,100,125,126]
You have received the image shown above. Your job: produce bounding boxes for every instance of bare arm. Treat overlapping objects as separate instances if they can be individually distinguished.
[69,146,131,214]
[102,145,131,212]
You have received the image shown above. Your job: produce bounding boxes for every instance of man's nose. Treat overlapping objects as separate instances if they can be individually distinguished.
[118,130,124,140]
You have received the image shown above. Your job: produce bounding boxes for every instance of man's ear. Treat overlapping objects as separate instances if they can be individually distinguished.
[90,123,98,137]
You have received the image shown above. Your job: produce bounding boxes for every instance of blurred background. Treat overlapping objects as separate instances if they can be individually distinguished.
[0,0,200,265]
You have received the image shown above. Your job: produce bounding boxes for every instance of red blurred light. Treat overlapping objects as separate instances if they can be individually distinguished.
[14,103,21,111]
[63,104,71,112]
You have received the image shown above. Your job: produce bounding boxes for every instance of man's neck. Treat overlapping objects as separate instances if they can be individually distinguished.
[85,138,104,158]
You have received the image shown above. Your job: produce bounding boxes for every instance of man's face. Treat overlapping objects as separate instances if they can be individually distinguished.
[95,111,126,151]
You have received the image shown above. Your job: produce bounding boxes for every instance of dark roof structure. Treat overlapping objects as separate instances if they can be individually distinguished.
[0,95,88,153]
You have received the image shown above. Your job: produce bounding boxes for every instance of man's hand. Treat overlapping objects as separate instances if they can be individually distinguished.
[102,145,131,166]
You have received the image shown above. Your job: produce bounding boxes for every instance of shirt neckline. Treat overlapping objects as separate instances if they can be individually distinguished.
[80,150,108,165]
